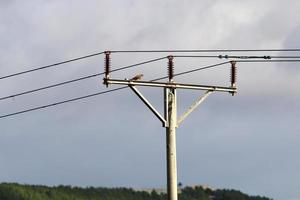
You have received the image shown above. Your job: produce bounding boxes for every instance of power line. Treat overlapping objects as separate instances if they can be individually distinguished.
[0,61,230,119]
[223,56,300,59]
[174,61,231,78]
[0,87,127,119]
[168,59,300,79]
[0,73,101,101]
[174,55,300,59]
[2,48,299,81]
[151,61,231,81]
[0,56,166,101]
[0,51,104,80]
[110,56,167,72]
[235,59,300,63]
[2,58,300,119]
[110,49,300,53]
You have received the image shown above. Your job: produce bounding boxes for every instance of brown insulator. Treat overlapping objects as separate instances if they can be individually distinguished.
[104,51,111,87]
[168,55,174,82]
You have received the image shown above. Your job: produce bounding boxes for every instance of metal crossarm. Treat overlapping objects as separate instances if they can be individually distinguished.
[106,79,236,93]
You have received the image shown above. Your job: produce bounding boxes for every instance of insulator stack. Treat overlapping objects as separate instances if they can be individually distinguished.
[230,61,237,96]
[168,56,174,82]
[104,51,111,87]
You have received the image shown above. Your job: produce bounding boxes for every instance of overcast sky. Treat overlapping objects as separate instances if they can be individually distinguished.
[1,1,300,200]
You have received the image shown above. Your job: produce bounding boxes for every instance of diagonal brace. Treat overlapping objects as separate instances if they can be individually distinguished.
[177,90,213,126]
[129,85,167,127]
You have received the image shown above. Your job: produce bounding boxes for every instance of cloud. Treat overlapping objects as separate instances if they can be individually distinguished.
[0,1,300,200]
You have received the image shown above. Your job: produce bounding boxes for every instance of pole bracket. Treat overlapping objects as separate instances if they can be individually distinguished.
[177,90,213,126]
[129,85,167,127]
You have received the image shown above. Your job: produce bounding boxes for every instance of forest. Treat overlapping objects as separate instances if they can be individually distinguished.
[0,183,271,200]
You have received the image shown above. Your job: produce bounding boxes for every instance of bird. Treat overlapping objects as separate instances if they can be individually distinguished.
[130,73,144,81]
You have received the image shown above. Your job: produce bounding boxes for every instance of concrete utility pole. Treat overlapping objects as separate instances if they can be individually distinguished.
[103,52,237,200]
[166,87,178,200]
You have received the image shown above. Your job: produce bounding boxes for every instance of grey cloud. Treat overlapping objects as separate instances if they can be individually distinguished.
[0,1,300,200]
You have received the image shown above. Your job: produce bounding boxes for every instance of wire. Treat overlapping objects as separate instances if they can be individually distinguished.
[174,55,300,59]
[0,56,166,101]
[174,61,231,78]
[0,73,101,101]
[222,56,300,59]
[2,48,299,81]
[151,59,300,82]
[111,56,166,72]
[110,49,300,53]
[0,61,232,119]
[0,87,127,119]
[1,58,300,119]
[151,61,231,82]
[235,59,300,63]
[0,51,104,80]
[166,59,300,79]
[174,55,221,58]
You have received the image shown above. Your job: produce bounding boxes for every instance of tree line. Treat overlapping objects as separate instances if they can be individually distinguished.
[0,183,271,200]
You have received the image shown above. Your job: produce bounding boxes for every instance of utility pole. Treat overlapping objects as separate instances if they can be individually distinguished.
[165,56,178,200]
[103,52,237,200]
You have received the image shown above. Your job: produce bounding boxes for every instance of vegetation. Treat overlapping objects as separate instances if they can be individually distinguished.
[0,183,271,200]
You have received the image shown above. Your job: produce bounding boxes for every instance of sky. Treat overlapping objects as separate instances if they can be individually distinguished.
[0,0,300,200]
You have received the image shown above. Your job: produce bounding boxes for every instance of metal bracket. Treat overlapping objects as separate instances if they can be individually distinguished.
[177,90,213,126]
[129,85,167,127]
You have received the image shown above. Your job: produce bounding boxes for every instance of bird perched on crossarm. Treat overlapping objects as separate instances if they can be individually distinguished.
[130,73,144,81]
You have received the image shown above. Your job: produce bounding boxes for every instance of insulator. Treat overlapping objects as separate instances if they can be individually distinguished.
[168,56,174,82]
[230,61,237,86]
[104,51,111,77]
[230,61,237,96]
[104,51,111,87]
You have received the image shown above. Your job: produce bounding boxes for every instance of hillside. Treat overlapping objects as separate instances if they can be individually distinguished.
[0,183,271,200]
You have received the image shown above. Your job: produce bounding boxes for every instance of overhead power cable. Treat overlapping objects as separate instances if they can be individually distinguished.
[2,48,299,81]
[174,55,300,59]
[0,73,101,101]
[110,49,300,53]
[0,51,104,80]
[0,87,127,119]
[0,56,166,101]
[151,61,230,82]
[235,59,300,63]
[0,61,231,119]
[2,58,300,119]
[151,59,300,81]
